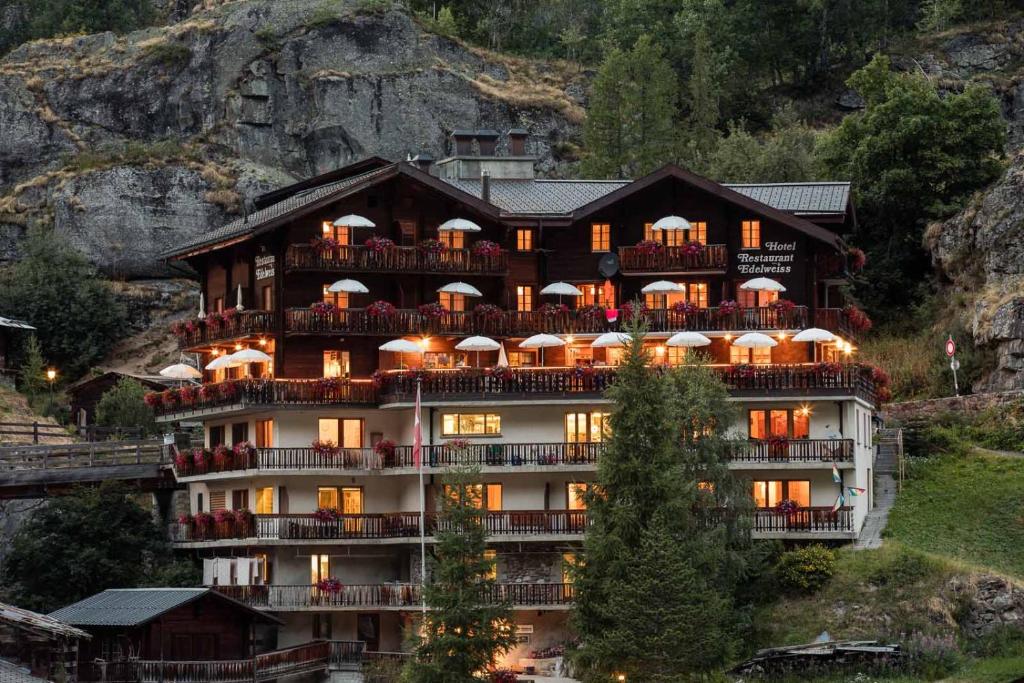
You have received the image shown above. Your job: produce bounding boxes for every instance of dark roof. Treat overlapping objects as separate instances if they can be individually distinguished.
[66,371,168,396]
[444,178,629,215]
[0,316,35,331]
[725,182,850,215]
[0,601,90,640]
[50,588,282,627]
[253,156,391,210]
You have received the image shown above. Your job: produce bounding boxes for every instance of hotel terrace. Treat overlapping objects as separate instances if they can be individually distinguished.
[151,130,881,659]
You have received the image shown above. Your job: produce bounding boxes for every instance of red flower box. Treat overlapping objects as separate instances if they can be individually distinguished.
[418,302,448,318]
[472,240,501,258]
[367,300,396,317]
[364,236,395,253]
[717,299,740,317]
[635,239,663,255]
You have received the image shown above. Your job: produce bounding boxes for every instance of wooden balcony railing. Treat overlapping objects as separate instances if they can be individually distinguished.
[328,641,366,669]
[813,307,856,340]
[169,510,589,543]
[153,378,377,417]
[174,310,275,349]
[285,305,810,337]
[214,583,575,609]
[726,438,854,463]
[753,506,853,533]
[286,244,508,275]
[618,243,729,272]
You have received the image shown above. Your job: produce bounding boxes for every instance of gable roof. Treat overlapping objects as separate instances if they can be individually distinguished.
[66,371,168,397]
[569,165,844,248]
[49,588,282,627]
[0,601,90,640]
[444,178,629,215]
[726,182,850,215]
[253,156,391,210]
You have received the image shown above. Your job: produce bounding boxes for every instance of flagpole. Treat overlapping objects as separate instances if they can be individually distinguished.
[415,378,427,617]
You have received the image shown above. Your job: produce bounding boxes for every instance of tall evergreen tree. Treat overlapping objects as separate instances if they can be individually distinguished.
[403,465,515,683]
[680,25,721,172]
[583,36,678,178]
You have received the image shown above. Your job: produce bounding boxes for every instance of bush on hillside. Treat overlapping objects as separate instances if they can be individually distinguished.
[95,377,158,437]
[867,549,938,588]
[776,544,837,593]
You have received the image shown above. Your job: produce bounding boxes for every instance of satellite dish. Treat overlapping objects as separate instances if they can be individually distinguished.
[598,252,620,278]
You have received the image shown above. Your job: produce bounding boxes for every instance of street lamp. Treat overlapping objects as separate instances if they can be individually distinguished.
[45,368,56,414]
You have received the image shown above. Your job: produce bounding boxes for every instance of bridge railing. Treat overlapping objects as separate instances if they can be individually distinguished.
[0,439,167,471]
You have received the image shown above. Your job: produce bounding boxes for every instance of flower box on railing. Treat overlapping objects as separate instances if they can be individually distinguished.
[618,243,728,272]
[284,244,508,275]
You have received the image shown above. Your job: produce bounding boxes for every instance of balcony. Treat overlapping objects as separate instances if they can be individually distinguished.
[174,442,602,478]
[285,305,811,337]
[618,244,729,273]
[214,582,574,610]
[752,506,854,537]
[169,510,589,545]
[173,310,275,349]
[153,378,377,419]
[285,244,509,276]
[726,438,854,467]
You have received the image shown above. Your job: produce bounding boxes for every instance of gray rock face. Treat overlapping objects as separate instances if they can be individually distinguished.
[949,575,1024,638]
[0,0,584,277]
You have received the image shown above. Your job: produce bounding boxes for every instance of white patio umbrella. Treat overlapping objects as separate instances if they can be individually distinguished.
[651,215,692,231]
[519,333,566,366]
[666,331,711,347]
[641,280,685,294]
[438,218,482,232]
[732,332,778,348]
[332,214,376,228]
[792,328,836,343]
[740,277,787,292]
[591,332,632,348]
[540,281,583,305]
[455,335,501,366]
[230,348,273,364]
[328,279,369,294]
[159,363,202,380]
[205,353,239,371]
[496,343,509,367]
[380,338,424,369]
[438,282,483,297]
[197,292,206,320]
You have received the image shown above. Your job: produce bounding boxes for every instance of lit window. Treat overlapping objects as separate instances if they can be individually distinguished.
[565,412,610,443]
[793,410,810,439]
[752,480,810,508]
[567,482,588,511]
[516,285,534,312]
[255,487,274,514]
[322,351,350,378]
[562,552,576,585]
[439,230,465,249]
[484,549,497,580]
[579,282,614,308]
[516,228,534,251]
[591,223,610,252]
[443,483,501,510]
[689,221,707,245]
[643,222,655,242]
[749,409,812,439]
[323,285,349,309]
[508,350,536,367]
[255,552,271,583]
[752,346,772,365]
[317,486,339,510]
[666,346,687,366]
[255,419,273,448]
[318,418,363,447]
[741,220,760,249]
[730,346,750,364]
[645,293,667,310]
[311,554,330,583]
[664,229,684,247]
[439,291,465,312]
[688,282,708,308]
[441,413,501,436]
[322,221,350,245]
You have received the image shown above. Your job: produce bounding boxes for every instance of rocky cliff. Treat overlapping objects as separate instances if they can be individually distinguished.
[0,0,586,277]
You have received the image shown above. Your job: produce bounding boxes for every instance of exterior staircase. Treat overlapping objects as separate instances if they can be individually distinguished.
[854,428,902,550]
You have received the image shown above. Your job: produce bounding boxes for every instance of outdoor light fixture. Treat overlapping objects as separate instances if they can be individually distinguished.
[798,404,812,417]
[419,337,430,349]
[724,334,733,342]
[235,342,243,351]
[565,335,575,344]
[777,332,786,341]
[258,338,267,346]
[46,369,56,382]
[655,345,665,355]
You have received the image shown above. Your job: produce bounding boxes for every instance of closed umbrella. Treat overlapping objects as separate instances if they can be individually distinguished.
[328,279,369,294]
[641,280,685,294]
[540,282,583,305]
[455,335,501,367]
[519,333,565,366]
[235,284,244,311]
[651,215,692,232]
[591,332,632,348]
[198,292,206,320]
[159,363,202,380]
[666,331,711,347]
[732,332,778,348]
[496,343,509,368]
[438,218,482,232]
[333,214,375,228]
[740,277,786,292]
[380,338,424,369]
[438,282,483,297]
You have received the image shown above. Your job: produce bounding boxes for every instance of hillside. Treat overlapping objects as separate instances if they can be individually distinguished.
[0,0,586,278]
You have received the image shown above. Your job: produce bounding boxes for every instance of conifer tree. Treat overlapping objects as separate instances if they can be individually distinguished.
[681,25,721,171]
[17,334,47,400]
[403,465,515,683]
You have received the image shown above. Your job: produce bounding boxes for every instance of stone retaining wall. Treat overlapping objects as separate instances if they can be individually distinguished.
[883,390,1024,424]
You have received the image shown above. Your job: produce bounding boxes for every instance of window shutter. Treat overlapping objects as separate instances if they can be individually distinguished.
[210,490,227,511]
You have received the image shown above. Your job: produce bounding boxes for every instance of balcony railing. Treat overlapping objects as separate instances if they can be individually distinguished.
[153,378,377,417]
[727,438,853,463]
[286,244,508,275]
[285,305,810,337]
[214,583,574,609]
[753,506,853,533]
[169,510,589,543]
[618,244,729,272]
[173,310,275,349]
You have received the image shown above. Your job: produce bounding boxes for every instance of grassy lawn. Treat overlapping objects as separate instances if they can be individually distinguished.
[885,450,1024,579]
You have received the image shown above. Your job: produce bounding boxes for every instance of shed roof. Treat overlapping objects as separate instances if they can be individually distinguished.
[49,588,282,627]
[0,601,90,640]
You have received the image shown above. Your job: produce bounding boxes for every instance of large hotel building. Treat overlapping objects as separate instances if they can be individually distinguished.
[151,130,879,660]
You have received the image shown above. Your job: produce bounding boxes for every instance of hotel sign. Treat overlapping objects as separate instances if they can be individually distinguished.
[736,241,795,275]
[255,254,275,281]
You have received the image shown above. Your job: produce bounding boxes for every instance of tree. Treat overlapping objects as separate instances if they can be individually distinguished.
[0,0,155,55]
[95,377,158,437]
[582,36,678,178]
[679,25,721,170]
[817,54,1005,323]
[0,227,127,381]
[1,483,187,612]
[403,465,515,683]
[17,334,48,400]
[707,108,818,183]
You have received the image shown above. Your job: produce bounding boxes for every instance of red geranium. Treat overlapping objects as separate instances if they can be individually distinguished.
[161,391,178,409]
[219,381,240,401]
[620,300,649,321]
[313,507,341,522]
[178,385,197,405]
[316,577,344,593]
[577,304,606,320]
[212,444,232,470]
[717,300,740,317]
[844,305,873,333]
[671,300,698,315]
[848,247,867,271]
[367,300,396,317]
[536,303,569,316]
[371,369,388,388]
[681,240,704,256]
[473,303,503,321]
[213,509,234,525]
[310,301,337,316]
[144,392,161,408]
[311,236,340,252]
[364,236,395,253]
[635,239,663,255]
[769,298,796,313]
[418,238,447,255]
[312,439,339,458]
[418,302,448,318]
[472,240,501,258]
[373,439,396,459]
[486,365,514,381]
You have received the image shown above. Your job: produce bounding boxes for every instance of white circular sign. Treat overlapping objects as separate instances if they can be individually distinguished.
[950,359,961,371]
[945,338,956,358]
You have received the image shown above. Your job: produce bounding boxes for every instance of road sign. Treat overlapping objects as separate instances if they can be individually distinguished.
[945,337,956,357]
[950,359,960,371]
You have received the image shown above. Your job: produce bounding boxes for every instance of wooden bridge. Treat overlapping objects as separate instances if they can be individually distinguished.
[0,438,175,498]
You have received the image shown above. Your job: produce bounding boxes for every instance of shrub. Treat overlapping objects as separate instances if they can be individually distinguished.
[867,548,937,588]
[95,377,157,437]
[776,544,837,593]
[904,633,962,679]
[144,41,191,66]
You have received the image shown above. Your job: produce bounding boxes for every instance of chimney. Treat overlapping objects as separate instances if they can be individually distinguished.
[411,152,434,173]
[476,129,499,156]
[508,128,528,156]
[452,130,474,155]
[481,171,491,203]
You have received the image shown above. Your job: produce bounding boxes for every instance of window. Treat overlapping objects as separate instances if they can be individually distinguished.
[650,282,707,309]
[255,552,271,584]
[317,486,362,513]
[255,487,274,514]
[209,490,226,511]
[730,346,750,365]
[439,291,465,312]
[666,346,687,366]
[566,345,593,366]
[562,552,577,585]
[196,492,204,513]
[213,297,224,313]
[311,554,330,583]
[261,285,273,311]
[516,285,534,312]
[737,285,778,308]
[442,413,501,436]
[508,350,536,367]
[752,480,810,508]
[567,482,588,511]
[255,419,273,448]
[323,351,350,378]
[318,418,363,448]
[752,346,772,365]
[322,220,350,245]
[643,222,654,242]
[749,409,811,439]
[579,282,614,308]
[591,223,610,252]
[322,285,349,309]
[209,425,225,447]
[565,412,610,443]
[231,489,249,510]
[439,230,465,249]
[516,228,533,251]
[689,221,707,245]
[644,221,706,244]
[231,422,248,445]
[741,220,761,249]
[687,282,708,308]
[444,484,502,511]
[483,549,497,580]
